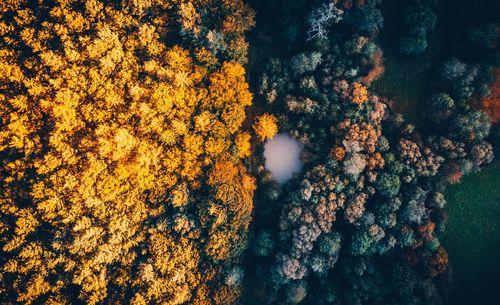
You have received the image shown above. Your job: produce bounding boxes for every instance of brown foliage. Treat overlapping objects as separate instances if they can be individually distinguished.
[480,67,500,123]
[331,146,346,161]
[362,48,385,84]
[428,246,449,277]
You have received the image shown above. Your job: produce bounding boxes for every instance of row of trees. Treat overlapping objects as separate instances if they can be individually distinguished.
[424,9,499,183]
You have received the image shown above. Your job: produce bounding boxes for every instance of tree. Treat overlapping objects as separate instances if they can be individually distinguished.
[425,93,455,122]
[290,52,322,76]
[398,36,428,55]
[467,23,499,50]
[451,110,491,142]
[252,230,276,257]
[285,281,308,304]
[344,0,384,35]
[376,173,401,198]
[350,82,369,105]
[253,113,279,141]
[306,1,344,41]
[397,0,437,55]
[344,153,367,177]
[177,0,255,63]
[480,68,500,123]
[439,58,467,81]
[319,232,342,256]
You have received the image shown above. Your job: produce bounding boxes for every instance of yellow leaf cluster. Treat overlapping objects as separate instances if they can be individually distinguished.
[235,132,252,158]
[253,113,279,141]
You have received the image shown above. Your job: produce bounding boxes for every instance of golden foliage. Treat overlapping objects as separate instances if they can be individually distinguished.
[0,0,254,303]
[212,283,242,305]
[351,82,369,105]
[203,160,255,260]
[253,113,279,141]
[235,132,252,158]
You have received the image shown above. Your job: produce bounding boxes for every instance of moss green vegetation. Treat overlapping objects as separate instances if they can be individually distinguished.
[442,163,500,305]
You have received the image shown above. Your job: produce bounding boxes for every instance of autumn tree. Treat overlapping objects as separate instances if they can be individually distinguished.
[0,0,254,304]
[480,67,500,123]
[253,113,279,141]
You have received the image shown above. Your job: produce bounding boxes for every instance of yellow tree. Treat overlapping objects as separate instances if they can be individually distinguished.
[0,0,254,303]
[253,113,279,141]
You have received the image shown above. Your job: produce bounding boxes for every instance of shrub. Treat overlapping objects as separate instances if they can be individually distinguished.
[376,173,402,198]
[291,52,323,76]
[425,93,455,122]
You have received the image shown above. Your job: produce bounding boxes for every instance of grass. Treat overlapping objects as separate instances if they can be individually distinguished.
[371,0,444,132]
[441,163,500,305]
[371,48,433,127]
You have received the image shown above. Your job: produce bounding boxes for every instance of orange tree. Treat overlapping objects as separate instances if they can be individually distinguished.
[480,67,500,124]
[253,113,279,141]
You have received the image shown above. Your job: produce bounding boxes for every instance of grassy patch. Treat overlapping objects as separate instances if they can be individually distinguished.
[441,163,500,305]
[371,50,433,125]
[371,0,443,131]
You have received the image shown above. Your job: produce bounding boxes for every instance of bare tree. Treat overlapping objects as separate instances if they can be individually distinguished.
[306,1,343,41]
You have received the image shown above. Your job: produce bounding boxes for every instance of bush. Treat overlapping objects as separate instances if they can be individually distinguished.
[425,93,455,122]
[291,52,323,76]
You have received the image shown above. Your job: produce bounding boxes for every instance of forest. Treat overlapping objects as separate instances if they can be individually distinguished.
[0,0,498,305]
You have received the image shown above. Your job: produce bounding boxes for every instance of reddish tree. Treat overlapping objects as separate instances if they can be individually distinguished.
[480,67,500,123]
[428,246,449,277]
[418,222,436,241]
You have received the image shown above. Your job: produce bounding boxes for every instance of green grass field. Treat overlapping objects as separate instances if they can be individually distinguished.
[441,163,500,305]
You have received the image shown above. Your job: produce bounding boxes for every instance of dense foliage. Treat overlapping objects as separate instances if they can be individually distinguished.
[397,0,438,55]
[0,0,255,304]
[0,0,498,304]
[246,0,497,304]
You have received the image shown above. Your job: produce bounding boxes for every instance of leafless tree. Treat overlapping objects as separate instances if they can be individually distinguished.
[306,1,343,41]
